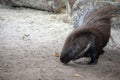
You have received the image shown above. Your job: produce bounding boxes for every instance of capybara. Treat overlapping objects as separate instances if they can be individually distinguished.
[60,2,120,64]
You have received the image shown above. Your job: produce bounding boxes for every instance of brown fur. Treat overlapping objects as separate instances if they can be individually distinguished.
[64,6,116,50]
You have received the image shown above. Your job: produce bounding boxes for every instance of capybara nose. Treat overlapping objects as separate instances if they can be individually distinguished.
[60,57,70,64]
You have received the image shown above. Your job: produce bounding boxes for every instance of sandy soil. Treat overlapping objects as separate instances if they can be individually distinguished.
[0,5,120,80]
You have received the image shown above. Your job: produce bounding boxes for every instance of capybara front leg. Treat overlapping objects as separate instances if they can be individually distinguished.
[89,49,104,64]
[87,49,98,65]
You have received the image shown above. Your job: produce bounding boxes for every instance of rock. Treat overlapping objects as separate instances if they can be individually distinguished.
[0,0,64,13]
[112,17,120,29]
[72,0,120,28]
[53,52,59,57]
[74,73,80,77]
[0,0,77,13]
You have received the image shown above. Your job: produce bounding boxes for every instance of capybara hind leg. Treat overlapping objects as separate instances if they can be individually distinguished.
[99,50,104,55]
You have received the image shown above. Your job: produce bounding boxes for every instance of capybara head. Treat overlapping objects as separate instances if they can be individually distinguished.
[60,34,91,64]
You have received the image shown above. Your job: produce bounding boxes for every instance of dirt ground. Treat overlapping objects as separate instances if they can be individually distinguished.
[0,5,120,80]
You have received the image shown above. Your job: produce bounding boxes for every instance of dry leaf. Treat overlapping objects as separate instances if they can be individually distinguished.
[74,73,80,77]
[53,52,59,57]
